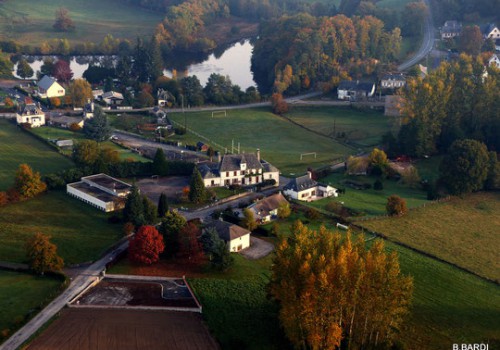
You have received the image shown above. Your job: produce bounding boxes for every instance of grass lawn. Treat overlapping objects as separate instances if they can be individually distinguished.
[356,192,500,282]
[0,270,64,342]
[0,191,123,265]
[168,108,355,175]
[312,172,429,217]
[0,0,163,46]
[414,155,444,182]
[284,106,393,150]
[29,126,149,162]
[0,120,73,190]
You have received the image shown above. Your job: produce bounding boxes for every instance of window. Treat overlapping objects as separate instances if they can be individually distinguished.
[241,170,245,175]
[311,190,316,196]
[249,177,252,184]
[226,172,229,177]
[234,171,237,176]
[269,174,272,179]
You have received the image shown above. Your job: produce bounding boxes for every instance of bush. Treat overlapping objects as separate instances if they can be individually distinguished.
[325,201,342,213]
[374,179,383,190]
[386,195,408,217]
[305,208,320,220]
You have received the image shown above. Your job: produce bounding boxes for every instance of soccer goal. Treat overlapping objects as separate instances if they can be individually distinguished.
[300,152,317,160]
[211,110,227,118]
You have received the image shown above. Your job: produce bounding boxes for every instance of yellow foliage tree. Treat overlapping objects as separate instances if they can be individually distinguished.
[25,233,64,274]
[14,164,47,199]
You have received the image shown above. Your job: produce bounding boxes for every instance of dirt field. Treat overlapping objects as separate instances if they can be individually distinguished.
[136,176,190,204]
[75,278,198,308]
[27,308,219,350]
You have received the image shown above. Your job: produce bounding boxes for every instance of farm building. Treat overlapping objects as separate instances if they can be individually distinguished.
[283,172,338,201]
[67,174,132,212]
[205,219,250,252]
[247,192,289,223]
[16,102,45,127]
[37,76,65,98]
[380,73,406,89]
[337,80,375,101]
[198,150,280,188]
[101,91,124,106]
[440,20,462,39]
[49,115,84,129]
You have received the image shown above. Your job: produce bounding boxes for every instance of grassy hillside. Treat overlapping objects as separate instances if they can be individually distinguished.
[357,192,500,282]
[169,108,355,175]
[0,120,73,190]
[0,0,164,46]
[0,191,122,265]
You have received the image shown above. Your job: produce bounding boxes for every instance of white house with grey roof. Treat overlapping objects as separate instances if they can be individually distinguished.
[338,80,375,101]
[16,102,45,127]
[37,76,65,98]
[205,219,250,252]
[198,150,279,188]
[283,172,338,201]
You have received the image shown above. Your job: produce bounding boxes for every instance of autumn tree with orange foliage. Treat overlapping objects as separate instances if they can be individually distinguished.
[271,221,413,350]
[25,233,64,274]
[179,222,204,264]
[129,225,165,265]
[14,164,47,199]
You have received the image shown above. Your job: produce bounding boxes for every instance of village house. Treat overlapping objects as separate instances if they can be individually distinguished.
[481,23,500,40]
[380,73,406,89]
[101,91,124,106]
[16,101,45,127]
[337,80,375,101]
[205,219,251,252]
[67,174,132,212]
[440,20,462,39]
[247,192,289,224]
[283,172,338,201]
[198,150,280,188]
[488,54,500,68]
[49,115,84,129]
[37,76,65,98]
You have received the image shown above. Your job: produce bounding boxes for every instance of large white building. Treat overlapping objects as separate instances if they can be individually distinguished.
[198,150,279,188]
[67,174,132,212]
[37,76,65,98]
[16,102,45,127]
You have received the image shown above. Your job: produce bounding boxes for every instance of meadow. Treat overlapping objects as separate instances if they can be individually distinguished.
[168,108,356,175]
[0,0,163,46]
[0,270,64,342]
[357,192,500,282]
[29,126,149,162]
[285,106,393,150]
[0,120,73,190]
[0,191,123,265]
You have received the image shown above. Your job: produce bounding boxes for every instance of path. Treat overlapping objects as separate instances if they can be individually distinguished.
[398,0,434,71]
[0,240,129,350]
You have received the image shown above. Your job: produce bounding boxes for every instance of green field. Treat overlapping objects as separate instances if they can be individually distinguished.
[0,270,64,342]
[310,172,429,216]
[29,126,149,162]
[357,192,500,282]
[0,120,73,190]
[0,0,163,46]
[0,191,122,265]
[168,108,355,175]
[285,106,393,150]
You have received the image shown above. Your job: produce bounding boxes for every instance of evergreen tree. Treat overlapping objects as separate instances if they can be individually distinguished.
[83,106,112,143]
[188,167,206,203]
[200,227,234,270]
[157,192,169,218]
[123,183,144,227]
[152,148,169,176]
[159,210,187,257]
[142,196,157,224]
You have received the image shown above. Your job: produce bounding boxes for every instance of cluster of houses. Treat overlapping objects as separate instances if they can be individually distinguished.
[440,21,500,50]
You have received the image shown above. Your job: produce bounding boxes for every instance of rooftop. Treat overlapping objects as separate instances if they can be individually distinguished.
[284,174,318,192]
[206,220,250,241]
[82,173,132,192]
[220,153,262,172]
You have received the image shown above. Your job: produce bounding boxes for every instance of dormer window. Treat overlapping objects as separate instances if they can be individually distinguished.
[240,162,247,171]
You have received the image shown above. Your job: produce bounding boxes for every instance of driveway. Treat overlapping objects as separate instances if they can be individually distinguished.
[240,237,274,260]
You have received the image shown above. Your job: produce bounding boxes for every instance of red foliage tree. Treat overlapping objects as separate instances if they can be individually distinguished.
[128,225,165,265]
[52,60,73,83]
[179,222,204,265]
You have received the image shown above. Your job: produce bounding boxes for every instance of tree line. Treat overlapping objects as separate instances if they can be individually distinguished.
[252,13,402,94]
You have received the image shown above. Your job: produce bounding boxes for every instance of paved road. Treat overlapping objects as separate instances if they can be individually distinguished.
[398,0,434,71]
[0,240,129,350]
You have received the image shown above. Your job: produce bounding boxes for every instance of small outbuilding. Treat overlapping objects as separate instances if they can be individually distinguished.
[247,192,289,223]
[283,172,338,201]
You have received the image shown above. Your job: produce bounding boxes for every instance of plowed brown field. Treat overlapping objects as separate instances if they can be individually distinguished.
[27,308,219,350]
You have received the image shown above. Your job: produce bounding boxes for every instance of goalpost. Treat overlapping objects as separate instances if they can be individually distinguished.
[300,152,317,160]
[211,110,227,118]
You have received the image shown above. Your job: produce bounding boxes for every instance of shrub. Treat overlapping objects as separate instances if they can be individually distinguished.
[305,208,320,220]
[325,201,342,213]
[0,191,8,206]
[386,195,408,217]
[69,122,82,132]
[374,179,384,190]
[123,222,135,236]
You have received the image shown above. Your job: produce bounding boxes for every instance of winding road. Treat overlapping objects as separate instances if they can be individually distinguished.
[398,0,435,71]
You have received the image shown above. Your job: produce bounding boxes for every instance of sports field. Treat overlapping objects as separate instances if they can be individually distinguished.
[0,191,122,265]
[285,106,393,150]
[0,0,163,46]
[169,108,355,175]
[357,192,500,282]
[0,120,73,190]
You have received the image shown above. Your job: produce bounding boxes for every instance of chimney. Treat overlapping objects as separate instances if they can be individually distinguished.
[307,171,312,179]
[256,148,260,162]
[217,151,222,163]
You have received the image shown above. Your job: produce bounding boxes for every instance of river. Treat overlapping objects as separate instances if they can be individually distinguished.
[12,40,256,89]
